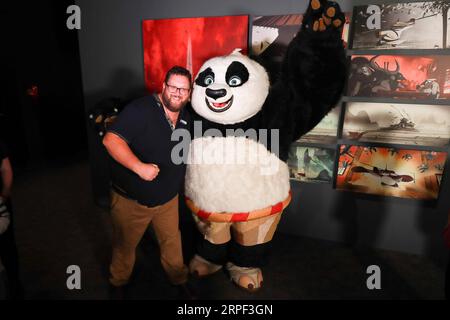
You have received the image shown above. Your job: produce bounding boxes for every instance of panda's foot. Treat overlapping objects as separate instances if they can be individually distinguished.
[226,262,263,293]
[307,0,345,32]
[189,255,223,278]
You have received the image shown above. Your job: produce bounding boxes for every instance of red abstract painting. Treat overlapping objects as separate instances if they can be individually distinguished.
[143,15,249,93]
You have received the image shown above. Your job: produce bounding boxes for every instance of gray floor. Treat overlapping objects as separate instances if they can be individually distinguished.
[11,161,447,300]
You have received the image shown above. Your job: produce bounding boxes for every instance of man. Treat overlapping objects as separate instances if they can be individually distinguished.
[0,140,24,299]
[103,66,194,299]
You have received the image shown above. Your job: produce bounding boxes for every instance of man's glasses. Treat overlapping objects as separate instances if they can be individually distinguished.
[165,82,190,95]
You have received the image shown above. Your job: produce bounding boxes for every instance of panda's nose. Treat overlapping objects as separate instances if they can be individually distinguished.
[206,88,227,100]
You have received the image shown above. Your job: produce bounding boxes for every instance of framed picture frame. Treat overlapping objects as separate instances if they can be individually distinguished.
[342,102,450,147]
[288,143,336,183]
[348,54,450,101]
[351,2,450,50]
[335,144,447,200]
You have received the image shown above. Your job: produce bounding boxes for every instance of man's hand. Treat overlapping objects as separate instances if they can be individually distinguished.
[134,163,160,181]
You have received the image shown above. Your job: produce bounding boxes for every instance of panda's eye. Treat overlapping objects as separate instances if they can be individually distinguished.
[228,76,242,87]
[204,75,214,86]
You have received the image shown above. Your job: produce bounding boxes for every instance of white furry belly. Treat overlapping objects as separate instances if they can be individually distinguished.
[185,136,290,213]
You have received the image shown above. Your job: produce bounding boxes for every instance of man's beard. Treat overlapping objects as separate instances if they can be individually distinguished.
[161,93,187,112]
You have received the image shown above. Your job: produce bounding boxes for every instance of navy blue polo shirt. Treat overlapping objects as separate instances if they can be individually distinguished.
[107,95,190,207]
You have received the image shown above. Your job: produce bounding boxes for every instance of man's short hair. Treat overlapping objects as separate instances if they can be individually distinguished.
[164,66,192,87]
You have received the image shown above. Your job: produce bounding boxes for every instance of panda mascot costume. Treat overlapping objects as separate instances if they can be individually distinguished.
[184,0,347,292]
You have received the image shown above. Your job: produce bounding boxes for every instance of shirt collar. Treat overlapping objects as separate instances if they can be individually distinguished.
[153,93,186,130]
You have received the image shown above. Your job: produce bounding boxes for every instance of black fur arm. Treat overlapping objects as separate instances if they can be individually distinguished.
[259,1,347,146]
[285,26,346,140]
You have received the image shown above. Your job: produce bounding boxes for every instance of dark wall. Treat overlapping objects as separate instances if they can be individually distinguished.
[1,1,87,169]
[76,0,450,263]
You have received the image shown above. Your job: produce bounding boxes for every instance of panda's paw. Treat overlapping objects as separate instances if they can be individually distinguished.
[305,0,345,33]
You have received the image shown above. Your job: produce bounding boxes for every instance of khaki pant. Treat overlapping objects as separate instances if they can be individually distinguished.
[109,191,188,286]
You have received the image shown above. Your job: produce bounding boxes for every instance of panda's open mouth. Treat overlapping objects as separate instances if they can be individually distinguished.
[205,96,233,113]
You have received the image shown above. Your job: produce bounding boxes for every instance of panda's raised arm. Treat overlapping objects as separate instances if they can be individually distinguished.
[259,0,347,142]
